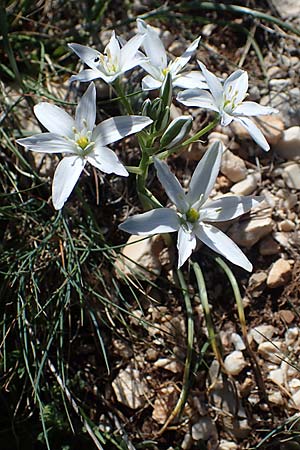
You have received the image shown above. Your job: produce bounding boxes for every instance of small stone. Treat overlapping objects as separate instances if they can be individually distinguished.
[274,126,300,160]
[267,258,292,288]
[152,385,178,424]
[279,219,296,232]
[224,351,247,376]
[209,131,230,145]
[257,114,284,145]
[268,391,285,405]
[218,440,238,450]
[154,358,183,373]
[292,390,300,409]
[289,379,300,395]
[285,327,298,345]
[169,40,185,56]
[112,366,149,409]
[268,368,285,385]
[251,325,275,344]
[230,333,246,351]
[230,173,259,195]
[248,272,267,291]
[191,416,218,441]
[271,0,300,18]
[228,217,274,248]
[161,30,174,49]
[273,231,291,249]
[220,149,247,182]
[282,163,300,189]
[258,341,283,363]
[280,310,296,324]
[259,235,281,256]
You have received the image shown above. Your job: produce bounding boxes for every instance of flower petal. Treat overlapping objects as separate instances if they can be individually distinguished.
[194,222,252,271]
[105,31,121,66]
[34,103,74,137]
[177,88,219,112]
[16,133,75,153]
[137,19,167,69]
[120,33,145,71]
[52,155,86,210]
[138,59,163,81]
[198,61,223,106]
[173,71,208,89]
[201,195,263,222]
[75,82,96,132]
[224,69,248,105]
[169,37,200,76]
[119,208,180,235]
[187,140,223,208]
[154,158,189,212]
[234,117,270,151]
[177,227,197,268]
[87,145,128,176]
[92,116,152,146]
[68,43,102,70]
[141,74,162,91]
[233,101,278,117]
[69,69,105,83]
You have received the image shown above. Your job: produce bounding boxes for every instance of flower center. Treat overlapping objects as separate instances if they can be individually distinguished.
[99,48,119,75]
[186,207,200,223]
[162,67,170,77]
[76,136,89,150]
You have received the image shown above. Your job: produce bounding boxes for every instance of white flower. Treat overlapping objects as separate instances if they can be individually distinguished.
[68,31,145,84]
[136,19,207,91]
[17,83,152,210]
[177,62,278,151]
[119,141,261,271]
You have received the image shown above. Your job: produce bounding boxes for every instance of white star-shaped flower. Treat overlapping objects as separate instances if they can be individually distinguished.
[17,83,152,209]
[177,62,278,151]
[119,141,261,271]
[68,31,145,84]
[136,19,207,91]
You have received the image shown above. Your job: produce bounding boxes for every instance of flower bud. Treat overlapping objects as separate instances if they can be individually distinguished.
[160,116,193,149]
[149,98,163,121]
[141,98,152,117]
[155,106,170,133]
[160,71,172,108]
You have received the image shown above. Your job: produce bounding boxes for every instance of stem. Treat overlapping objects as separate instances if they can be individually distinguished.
[153,115,220,161]
[112,78,134,115]
[157,268,194,436]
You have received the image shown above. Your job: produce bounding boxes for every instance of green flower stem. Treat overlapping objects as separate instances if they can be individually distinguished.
[152,115,220,162]
[112,78,134,115]
[157,268,194,436]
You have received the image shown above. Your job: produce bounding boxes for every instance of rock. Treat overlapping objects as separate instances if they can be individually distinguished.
[273,231,291,249]
[289,378,300,395]
[169,40,185,56]
[248,272,267,292]
[209,131,230,145]
[220,149,247,182]
[272,0,300,18]
[112,366,149,409]
[161,30,174,49]
[282,163,300,189]
[228,217,274,248]
[154,358,183,373]
[230,173,259,195]
[152,385,178,424]
[115,234,164,281]
[268,368,285,386]
[230,333,246,351]
[224,351,247,376]
[259,235,281,256]
[285,327,298,345]
[218,441,238,450]
[267,258,292,288]
[268,391,284,405]
[257,114,284,145]
[251,325,276,345]
[257,341,283,364]
[191,416,218,441]
[279,219,296,232]
[291,390,300,409]
[280,310,296,325]
[274,126,300,160]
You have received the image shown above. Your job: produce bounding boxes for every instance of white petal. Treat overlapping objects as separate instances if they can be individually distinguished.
[52,155,86,210]
[154,158,189,212]
[75,82,96,132]
[234,117,270,151]
[220,111,233,127]
[87,145,128,176]
[233,101,278,117]
[68,43,102,70]
[92,116,152,146]
[34,103,74,137]
[69,69,105,83]
[194,223,252,271]
[198,61,223,106]
[201,195,263,222]
[224,69,248,105]
[16,133,75,153]
[173,71,208,89]
[169,37,200,75]
[187,141,223,208]
[141,75,162,91]
[120,33,145,71]
[177,227,196,268]
[138,59,163,81]
[105,31,121,65]
[119,208,180,235]
[137,19,167,69]
[177,88,219,112]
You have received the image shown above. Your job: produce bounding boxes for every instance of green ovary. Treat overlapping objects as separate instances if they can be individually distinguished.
[186,207,200,223]
[76,136,89,150]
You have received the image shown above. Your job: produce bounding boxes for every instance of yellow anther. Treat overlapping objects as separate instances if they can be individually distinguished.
[186,208,200,223]
[162,67,170,77]
[76,136,89,150]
